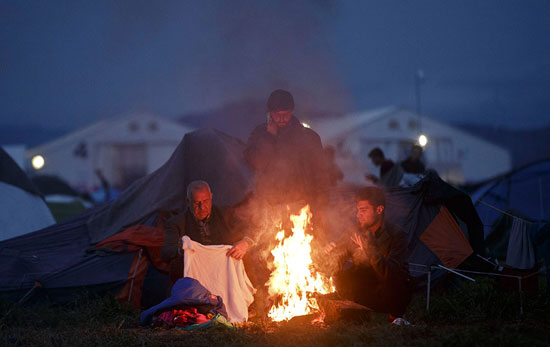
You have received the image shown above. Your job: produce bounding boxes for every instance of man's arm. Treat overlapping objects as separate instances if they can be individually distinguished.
[364,228,408,280]
[303,130,330,209]
[243,125,277,171]
[161,216,184,263]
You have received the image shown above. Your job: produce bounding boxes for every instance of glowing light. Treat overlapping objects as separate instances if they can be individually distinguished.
[266,205,334,322]
[32,155,45,170]
[301,122,311,128]
[418,134,428,147]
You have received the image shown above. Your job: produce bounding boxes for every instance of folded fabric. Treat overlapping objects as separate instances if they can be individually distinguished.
[140,277,227,325]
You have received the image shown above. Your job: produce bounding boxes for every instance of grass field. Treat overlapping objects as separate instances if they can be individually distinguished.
[2,278,549,346]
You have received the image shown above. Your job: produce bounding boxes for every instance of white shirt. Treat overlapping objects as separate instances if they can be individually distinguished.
[182,236,256,323]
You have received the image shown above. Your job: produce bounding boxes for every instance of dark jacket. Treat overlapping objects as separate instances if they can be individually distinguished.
[334,219,409,282]
[401,158,425,174]
[161,206,241,263]
[243,116,329,209]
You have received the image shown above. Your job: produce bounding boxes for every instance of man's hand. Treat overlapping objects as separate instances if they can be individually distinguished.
[226,239,250,260]
[350,233,364,251]
[324,242,337,254]
[266,114,278,135]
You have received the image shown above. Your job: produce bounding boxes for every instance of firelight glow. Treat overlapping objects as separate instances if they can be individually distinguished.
[32,155,45,170]
[266,205,334,322]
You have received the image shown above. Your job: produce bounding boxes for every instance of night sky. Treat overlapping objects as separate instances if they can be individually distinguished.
[2,0,550,136]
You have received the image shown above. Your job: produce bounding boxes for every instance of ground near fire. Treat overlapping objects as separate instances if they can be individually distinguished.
[1,277,549,346]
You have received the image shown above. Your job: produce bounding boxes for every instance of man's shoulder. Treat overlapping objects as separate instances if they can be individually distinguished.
[288,122,322,145]
[385,221,406,238]
[165,210,188,228]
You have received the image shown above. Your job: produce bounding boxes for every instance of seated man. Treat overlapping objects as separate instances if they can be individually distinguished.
[161,180,252,284]
[325,186,412,322]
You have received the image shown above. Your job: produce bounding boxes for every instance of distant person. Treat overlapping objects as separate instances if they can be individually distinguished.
[161,180,253,284]
[325,186,412,324]
[401,145,426,174]
[94,169,110,202]
[366,147,402,186]
[325,146,344,187]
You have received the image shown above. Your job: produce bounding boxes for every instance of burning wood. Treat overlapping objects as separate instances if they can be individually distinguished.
[266,205,334,322]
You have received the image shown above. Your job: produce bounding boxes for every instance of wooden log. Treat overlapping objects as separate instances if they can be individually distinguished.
[317,296,372,323]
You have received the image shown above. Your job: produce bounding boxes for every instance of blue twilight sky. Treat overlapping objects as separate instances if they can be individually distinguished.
[1,0,550,133]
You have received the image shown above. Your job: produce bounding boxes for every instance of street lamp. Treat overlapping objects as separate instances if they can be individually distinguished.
[415,69,425,133]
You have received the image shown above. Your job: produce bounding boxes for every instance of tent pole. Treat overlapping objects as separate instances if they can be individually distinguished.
[128,249,143,304]
[426,271,431,312]
[437,265,476,282]
[539,177,544,220]
[518,277,524,316]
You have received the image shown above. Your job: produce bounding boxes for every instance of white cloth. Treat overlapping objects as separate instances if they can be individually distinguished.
[181,236,256,323]
[506,217,536,269]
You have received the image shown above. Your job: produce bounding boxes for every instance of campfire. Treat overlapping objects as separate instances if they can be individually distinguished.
[266,205,334,322]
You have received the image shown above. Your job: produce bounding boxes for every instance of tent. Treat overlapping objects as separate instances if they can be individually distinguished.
[472,159,550,272]
[0,128,485,308]
[0,147,55,241]
[0,128,252,307]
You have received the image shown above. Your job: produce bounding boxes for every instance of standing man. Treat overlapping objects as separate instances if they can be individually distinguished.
[242,89,330,316]
[161,180,252,284]
[325,186,412,323]
[366,147,403,187]
[244,89,329,212]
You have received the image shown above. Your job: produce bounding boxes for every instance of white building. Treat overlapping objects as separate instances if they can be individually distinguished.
[311,106,511,185]
[25,113,194,192]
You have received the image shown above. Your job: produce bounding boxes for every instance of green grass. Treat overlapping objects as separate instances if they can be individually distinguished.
[2,278,549,346]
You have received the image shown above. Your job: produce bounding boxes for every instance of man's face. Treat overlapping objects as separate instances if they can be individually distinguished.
[356,199,384,229]
[189,187,212,221]
[269,109,293,128]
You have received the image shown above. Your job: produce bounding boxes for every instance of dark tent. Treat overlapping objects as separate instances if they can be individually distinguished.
[0,129,252,307]
[86,128,252,244]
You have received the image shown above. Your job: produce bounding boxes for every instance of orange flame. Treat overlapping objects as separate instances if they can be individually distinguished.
[266,205,334,322]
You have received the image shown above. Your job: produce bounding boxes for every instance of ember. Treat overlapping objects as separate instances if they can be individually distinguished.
[266,205,334,322]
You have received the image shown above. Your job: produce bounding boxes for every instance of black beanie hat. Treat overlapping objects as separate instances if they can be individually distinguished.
[267,89,294,111]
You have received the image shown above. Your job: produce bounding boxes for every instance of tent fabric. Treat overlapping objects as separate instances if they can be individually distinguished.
[97,224,170,306]
[0,147,55,241]
[31,175,80,197]
[0,182,56,241]
[505,217,536,269]
[0,205,133,293]
[0,147,42,196]
[182,236,255,323]
[419,206,473,268]
[140,277,228,325]
[86,128,253,244]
